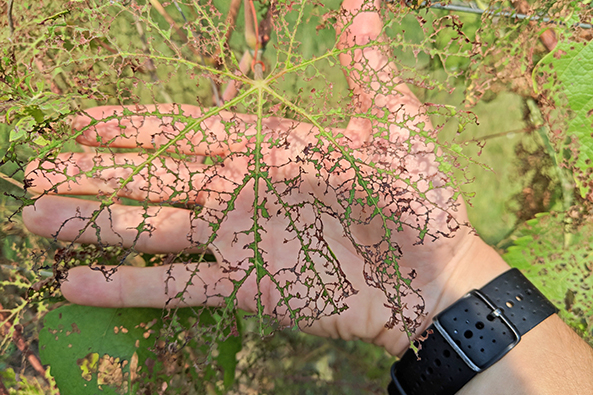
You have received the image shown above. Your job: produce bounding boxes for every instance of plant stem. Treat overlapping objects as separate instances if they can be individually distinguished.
[461,126,536,144]
[0,172,25,191]
[7,0,14,36]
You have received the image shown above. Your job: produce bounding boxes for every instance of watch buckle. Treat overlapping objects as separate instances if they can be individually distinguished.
[433,290,521,372]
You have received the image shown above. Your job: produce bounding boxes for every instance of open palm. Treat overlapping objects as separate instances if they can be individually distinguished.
[23,0,484,356]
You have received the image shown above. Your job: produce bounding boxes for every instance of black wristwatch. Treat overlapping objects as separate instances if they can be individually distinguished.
[388,268,558,395]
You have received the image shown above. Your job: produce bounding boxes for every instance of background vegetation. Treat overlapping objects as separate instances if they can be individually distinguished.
[1,0,592,393]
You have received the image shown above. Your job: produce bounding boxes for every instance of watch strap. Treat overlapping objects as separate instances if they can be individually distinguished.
[388,268,558,395]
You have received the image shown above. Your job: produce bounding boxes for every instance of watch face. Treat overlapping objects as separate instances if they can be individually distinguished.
[434,291,520,371]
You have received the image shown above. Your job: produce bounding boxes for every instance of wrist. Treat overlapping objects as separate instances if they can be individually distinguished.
[374,234,510,357]
[388,247,561,395]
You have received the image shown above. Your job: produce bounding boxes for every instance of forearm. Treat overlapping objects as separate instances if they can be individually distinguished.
[459,313,593,394]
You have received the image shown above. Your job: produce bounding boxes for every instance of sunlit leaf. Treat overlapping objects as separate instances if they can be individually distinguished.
[536,40,593,199]
[39,305,164,395]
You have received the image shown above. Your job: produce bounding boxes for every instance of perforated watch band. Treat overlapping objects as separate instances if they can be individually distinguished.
[388,268,558,395]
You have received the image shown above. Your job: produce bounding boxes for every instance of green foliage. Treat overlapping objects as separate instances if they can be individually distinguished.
[0,368,52,395]
[40,305,163,395]
[40,305,242,394]
[536,39,593,199]
[504,212,593,344]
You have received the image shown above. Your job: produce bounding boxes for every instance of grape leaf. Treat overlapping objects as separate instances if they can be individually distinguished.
[39,304,242,394]
[503,213,593,343]
[39,305,164,395]
[536,40,593,199]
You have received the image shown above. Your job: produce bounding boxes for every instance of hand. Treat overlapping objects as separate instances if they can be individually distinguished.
[22,0,508,356]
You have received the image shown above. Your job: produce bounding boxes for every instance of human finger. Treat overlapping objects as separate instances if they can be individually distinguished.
[337,0,428,138]
[22,195,209,254]
[25,152,235,204]
[72,105,315,157]
[72,104,256,157]
[60,262,330,324]
[61,263,235,308]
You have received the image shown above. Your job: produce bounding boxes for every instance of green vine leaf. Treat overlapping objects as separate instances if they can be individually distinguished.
[535,40,593,199]
[503,212,593,344]
[39,305,243,394]
[39,305,164,395]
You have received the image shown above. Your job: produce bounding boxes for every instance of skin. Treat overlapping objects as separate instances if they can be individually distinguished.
[22,1,593,393]
[24,0,482,356]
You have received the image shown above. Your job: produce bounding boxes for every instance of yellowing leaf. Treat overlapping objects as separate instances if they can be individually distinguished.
[77,352,99,382]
